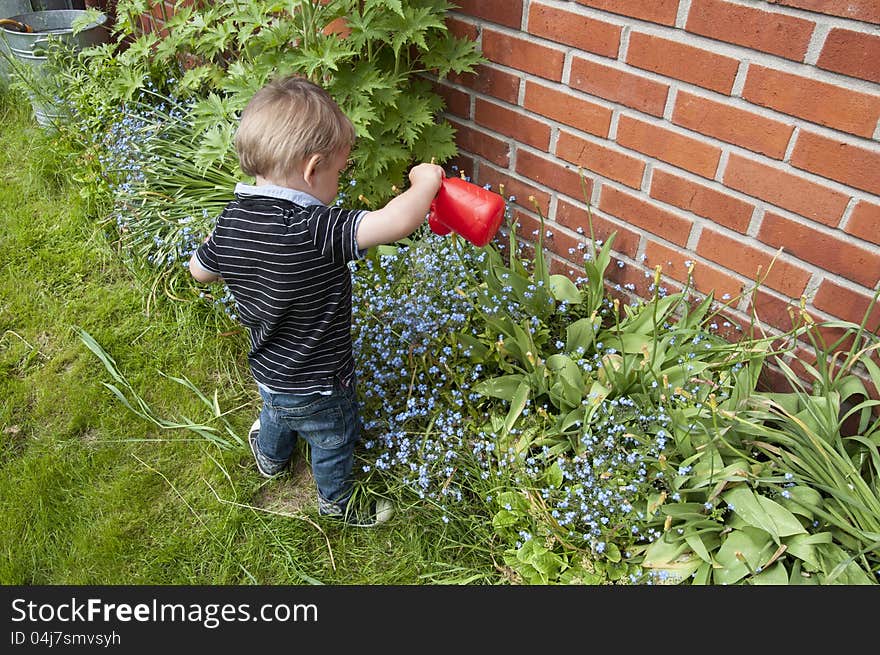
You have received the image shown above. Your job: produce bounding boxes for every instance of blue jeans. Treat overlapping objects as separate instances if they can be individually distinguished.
[256,377,361,513]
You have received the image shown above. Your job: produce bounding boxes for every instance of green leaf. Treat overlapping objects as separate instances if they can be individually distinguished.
[498,491,530,514]
[750,561,789,585]
[473,374,525,401]
[547,354,584,408]
[502,381,531,437]
[724,486,807,543]
[549,274,582,304]
[543,462,563,489]
[713,527,776,585]
[565,316,598,355]
[604,542,622,563]
[783,532,832,570]
[684,532,712,563]
[492,509,520,531]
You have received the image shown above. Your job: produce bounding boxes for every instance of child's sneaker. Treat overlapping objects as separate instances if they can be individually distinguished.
[319,498,395,528]
[248,419,288,478]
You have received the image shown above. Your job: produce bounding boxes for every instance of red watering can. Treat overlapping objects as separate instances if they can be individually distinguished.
[428,176,506,247]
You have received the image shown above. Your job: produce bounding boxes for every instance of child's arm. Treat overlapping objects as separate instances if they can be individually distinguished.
[189,232,222,283]
[356,162,444,249]
[189,253,221,283]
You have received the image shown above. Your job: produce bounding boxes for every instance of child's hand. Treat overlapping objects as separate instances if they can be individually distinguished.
[408,162,444,194]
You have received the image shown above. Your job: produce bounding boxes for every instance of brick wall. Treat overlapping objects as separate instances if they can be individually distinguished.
[124,1,879,392]
[437,0,880,378]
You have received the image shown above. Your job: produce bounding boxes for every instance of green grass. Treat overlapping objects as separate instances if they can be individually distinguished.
[0,92,498,585]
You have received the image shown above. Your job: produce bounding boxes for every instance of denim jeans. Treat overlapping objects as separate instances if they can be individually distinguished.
[256,377,361,513]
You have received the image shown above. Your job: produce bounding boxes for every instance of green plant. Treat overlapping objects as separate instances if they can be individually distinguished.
[636,297,880,585]
[57,0,481,204]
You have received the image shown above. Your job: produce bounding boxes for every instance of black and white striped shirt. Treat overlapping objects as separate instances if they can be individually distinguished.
[195,184,367,394]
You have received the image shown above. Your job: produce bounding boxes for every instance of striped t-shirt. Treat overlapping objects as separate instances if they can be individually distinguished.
[195,183,367,394]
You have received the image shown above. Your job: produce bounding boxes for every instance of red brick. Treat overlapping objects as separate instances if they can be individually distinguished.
[617,116,721,179]
[724,154,849,226]
[758,212,880,288]
[845,201,880,246]
[516,150,594,204]
[557,131,646,189]
[513,210,577,260]
[556,198,640,258]
[814,279,880,331]
[645,240,744,300]
[574,0,680,26]
[475,98,551,151]
[447,154,476,180]
[482,29,565,81]
[569,57,669,117]
[817,28,880,84]
[743,65,880,139]
[696,229,812,297]
[444,16,478,41]
[528,2,621,58]
[603,255,673,302]
[478,165,551,216]
[626,32,740,94]
[710,308,751,344]
[448,119,510,167]
[451,0,524,29]
[686,0,815,61]
[435,81,470,119]
[650,169,754,233]
[524,81,612,138]
[672,91,794,159]
[449,64,520,105]
[599,186,693,246]
[766,0,879,24]
[790,130,880,196]
[748,289,818,336]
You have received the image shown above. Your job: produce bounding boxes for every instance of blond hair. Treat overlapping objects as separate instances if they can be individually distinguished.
[234,75,355,181]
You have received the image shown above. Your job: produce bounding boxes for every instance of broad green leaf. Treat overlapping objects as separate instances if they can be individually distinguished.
[597,331,652,354]
[692,562,712,585]
[502,381,531,436]
[684,532,712,563]
[473,374,524,401]
[713,527,776,585]
[543,462,563,489]
[724,486,781,542]
[455,333,489,361]
[783,532,832,570]
[621,294,679,335]
[750,561,789,585]
[549,274,582,303]
[566,316,597,354]
[679,291,716,330]
[491,509,519,531]
[547,354,584,407]
[757,495,808,537]
[662,503,710,519]
[603,542,622,563]
[640,532,689,570]
[777,485,824,520]
[497,491,530,514]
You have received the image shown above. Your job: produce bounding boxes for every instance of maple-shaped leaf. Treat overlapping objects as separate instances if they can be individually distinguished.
[390,6,445,58]
[422,33,483,78]
[195,122,237,172]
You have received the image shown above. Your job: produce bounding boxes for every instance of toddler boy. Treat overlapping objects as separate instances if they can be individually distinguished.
[189,74,443,526]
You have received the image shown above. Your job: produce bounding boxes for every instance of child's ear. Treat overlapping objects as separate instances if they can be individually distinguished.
[302,154,323,187]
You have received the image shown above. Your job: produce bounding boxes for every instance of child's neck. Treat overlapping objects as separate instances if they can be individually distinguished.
[255,175,307,192]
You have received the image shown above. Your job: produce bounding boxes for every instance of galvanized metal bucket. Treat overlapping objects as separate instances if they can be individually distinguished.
[0,9,108,127]
[0,1,33,87]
